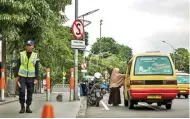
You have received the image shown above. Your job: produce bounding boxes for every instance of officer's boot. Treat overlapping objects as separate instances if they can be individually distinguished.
[26,105,32,113]
[19,103,25,113]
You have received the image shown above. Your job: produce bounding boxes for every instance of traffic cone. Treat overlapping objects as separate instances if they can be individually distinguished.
[41,104,54,118]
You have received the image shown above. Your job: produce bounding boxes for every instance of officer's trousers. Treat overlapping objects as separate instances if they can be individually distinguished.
[18,77,35,106]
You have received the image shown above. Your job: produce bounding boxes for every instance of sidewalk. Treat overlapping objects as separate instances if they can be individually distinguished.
[0,93,46,106]
[41,92,81,118]
[0,92,87,118]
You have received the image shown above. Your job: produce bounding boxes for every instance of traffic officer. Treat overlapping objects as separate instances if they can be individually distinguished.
[15,40,39,113]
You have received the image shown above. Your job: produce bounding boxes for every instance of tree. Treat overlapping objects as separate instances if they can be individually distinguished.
[87,37,132,79]
[170,48,189,73]
[117,44,132,61]
[91,37,119,54]
[1,0,84,86]
[1,0,72,54]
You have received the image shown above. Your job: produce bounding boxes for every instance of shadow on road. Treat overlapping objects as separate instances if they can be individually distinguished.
[108,104,166,111]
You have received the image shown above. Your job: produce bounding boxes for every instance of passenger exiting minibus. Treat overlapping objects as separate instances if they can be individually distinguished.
[124,52,178,110]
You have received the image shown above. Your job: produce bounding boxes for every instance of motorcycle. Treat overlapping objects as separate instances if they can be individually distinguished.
[87,82,103,107]
[87,72,104,107]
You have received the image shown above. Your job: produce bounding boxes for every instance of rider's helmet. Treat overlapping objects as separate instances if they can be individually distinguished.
[94,72,102,79]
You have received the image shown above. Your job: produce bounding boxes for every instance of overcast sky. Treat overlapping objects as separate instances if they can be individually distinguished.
[64,0,189,54]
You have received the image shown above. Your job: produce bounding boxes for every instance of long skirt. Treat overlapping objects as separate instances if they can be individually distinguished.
[108,87,121,106]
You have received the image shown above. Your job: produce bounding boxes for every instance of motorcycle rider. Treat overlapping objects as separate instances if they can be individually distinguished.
[88,72,102,92]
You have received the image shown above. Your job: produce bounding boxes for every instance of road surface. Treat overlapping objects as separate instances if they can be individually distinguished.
[85,88,190,118]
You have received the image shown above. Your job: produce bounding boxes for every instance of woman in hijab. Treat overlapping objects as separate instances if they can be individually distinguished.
[108,68,125,106]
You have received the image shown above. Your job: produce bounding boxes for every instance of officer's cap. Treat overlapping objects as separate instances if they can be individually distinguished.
[26,40,35,46]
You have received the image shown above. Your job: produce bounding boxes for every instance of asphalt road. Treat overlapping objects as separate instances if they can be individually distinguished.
[85,88,190,118]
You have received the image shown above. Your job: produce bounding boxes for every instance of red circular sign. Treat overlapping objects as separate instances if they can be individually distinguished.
[81,63,87,69]
[72,20,84,39]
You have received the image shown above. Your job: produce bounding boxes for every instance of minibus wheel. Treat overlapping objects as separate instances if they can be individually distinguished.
[184,95,188,98]
[123,92,128,106]
[128,99,134,109]
[165,103,172,110]
[157,103,161,106]
[147,102,152,105]
[177,94,181,98]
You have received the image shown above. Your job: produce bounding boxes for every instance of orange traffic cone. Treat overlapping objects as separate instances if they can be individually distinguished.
[41,104,54,118]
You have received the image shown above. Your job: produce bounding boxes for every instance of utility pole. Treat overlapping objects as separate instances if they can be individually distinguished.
[74,0,79,100]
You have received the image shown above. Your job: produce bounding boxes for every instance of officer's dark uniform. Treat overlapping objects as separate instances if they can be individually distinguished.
[15,40,39,113]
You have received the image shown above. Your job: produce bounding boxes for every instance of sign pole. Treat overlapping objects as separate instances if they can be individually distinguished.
[74,0,79,100]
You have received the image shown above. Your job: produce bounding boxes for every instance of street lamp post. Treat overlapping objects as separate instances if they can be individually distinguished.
[162,41,176,68]
[100,20,103,55]
[78,9,99,82]
[99,20,103,71]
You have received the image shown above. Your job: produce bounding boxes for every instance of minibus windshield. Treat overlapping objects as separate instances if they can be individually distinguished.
[177,75,189,84]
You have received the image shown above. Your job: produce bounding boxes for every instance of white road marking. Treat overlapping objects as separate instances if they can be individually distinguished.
[100,100,110,110]
[138,103,160,110]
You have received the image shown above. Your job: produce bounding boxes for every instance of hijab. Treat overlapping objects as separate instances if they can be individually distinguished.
[110,68,126,88]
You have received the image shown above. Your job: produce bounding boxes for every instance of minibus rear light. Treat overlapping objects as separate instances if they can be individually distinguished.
[130,80,144,85]
[164,80,177,85]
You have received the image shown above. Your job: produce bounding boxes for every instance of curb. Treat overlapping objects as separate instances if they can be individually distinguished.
[0,99,18,106]
[76,96,87,118]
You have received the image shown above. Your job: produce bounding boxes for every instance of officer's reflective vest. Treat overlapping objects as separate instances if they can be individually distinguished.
[18,51,37,77]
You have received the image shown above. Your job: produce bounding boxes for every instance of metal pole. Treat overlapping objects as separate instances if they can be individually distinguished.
[99,20,102,71]
[74,0,79,100]
[82,16,85,81]
[100,20,102,54]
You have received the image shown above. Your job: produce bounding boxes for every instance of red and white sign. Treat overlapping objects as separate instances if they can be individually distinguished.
[81,62,87,70]
[72,20,84,39]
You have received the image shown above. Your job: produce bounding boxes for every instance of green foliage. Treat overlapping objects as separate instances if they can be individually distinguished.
[117,44,132,61]
[91,37,119,54]
[88,37,132,78]
[170,48,190,73]
[1,0,83,85]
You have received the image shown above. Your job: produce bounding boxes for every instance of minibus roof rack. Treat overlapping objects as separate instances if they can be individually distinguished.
[145,51,160,53]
